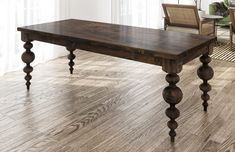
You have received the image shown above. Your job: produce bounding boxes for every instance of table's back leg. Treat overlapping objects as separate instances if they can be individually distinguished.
[66,46,76,74]
[21,41,35,90]
[197,53,214,112]
[163,73,183,142]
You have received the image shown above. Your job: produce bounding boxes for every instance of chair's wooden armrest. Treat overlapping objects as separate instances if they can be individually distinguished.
[200,19,214,24]
[199,19,216,36]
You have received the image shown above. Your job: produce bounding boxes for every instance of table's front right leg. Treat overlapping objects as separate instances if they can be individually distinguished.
[163,73,183,142]
[162,60,183,142]
[21,41,35,90]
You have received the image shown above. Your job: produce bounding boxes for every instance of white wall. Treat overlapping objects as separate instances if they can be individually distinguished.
[69,0,111,23]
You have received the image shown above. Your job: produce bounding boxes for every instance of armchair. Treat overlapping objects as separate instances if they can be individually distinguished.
[162,4,216,36]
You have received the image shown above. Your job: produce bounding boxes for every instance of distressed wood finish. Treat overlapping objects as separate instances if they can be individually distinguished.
[17,19,216,142]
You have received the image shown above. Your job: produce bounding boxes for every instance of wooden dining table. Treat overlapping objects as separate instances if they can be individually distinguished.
[17,19,216,142]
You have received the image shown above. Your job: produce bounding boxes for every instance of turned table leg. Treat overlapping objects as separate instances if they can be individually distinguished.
[66,46,76,74]
[21,41,35,90]
[197,53,214,112]
[163,73,183,142]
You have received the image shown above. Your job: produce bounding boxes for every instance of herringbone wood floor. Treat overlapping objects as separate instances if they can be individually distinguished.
[0,50,235,152]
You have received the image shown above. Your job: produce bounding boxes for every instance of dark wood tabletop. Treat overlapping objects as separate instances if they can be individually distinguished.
[18,19,216,142]
[18,19,216,62]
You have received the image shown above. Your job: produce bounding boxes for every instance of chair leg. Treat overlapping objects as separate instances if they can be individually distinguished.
[230,25,234,51]
[231,35,233,52]
[164,18,167,31]
[230,32,233,51]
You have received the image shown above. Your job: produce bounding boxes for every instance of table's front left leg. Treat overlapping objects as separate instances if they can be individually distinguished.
[197,53,214,112]
[21,41,35,90]
[163,73,183,142]
[66,46,76,74]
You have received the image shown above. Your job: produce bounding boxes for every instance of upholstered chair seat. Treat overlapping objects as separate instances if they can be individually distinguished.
[166,26,198,34]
